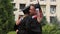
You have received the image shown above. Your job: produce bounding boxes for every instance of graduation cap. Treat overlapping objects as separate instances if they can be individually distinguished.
[35,0,41,10]
[22,6,30,14]
[35,0,43,18]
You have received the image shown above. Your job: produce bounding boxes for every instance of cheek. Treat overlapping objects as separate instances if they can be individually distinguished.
[29,10,31,13]
[30,10,33,13]
[33,11,36,13]
[32,11,35,13]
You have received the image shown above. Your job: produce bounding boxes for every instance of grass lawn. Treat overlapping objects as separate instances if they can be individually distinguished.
[7,31,16,34]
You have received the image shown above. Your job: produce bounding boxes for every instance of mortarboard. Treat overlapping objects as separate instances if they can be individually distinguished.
[35,0,41,10]
[22,6,30,14]
[35,0,43,18]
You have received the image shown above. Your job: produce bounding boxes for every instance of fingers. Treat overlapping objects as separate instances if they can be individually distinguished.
[16,29,19,33]
[16,20,20,25]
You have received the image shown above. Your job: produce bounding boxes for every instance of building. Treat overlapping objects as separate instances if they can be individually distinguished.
[12,0,60,23]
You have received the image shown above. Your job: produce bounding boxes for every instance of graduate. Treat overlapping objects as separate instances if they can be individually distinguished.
[14,2,43,34]
[27,4,43,34]
[19,4,43,34]
[15,6,30,34]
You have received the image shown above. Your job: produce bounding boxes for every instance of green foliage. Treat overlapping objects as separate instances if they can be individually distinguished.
[0,0,15,34]
[41,16,47,26]
[42,23,60,34]
[7,31,16,34]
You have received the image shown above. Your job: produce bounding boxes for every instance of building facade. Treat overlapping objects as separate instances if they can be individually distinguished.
[13,0,60,23]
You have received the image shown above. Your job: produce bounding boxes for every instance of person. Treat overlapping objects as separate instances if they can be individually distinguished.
[14,15,24,34]
[14,5,30,34]
[15,4,43,34]
[18,4,43,34]
[15,6,30,34]
[27,4,43,34]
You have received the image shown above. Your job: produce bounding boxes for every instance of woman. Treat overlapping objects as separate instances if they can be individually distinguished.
[14,15,24,34]
[14,6,30,34]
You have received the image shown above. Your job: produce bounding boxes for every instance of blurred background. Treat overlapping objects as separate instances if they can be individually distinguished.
[0,0,60,34]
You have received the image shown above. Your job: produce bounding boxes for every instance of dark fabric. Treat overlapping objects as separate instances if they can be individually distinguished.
[28,16,42,32]
[15,15,42,34]
[22,6,30,14]
[17,30,27,34]
[28,30,42,34]
[17,16,30,34]
[14,24,19,31]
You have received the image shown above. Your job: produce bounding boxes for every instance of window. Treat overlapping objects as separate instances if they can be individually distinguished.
[51,0,56,2]
[41,5,46,14]
[12,3,15,7]
[12,3,17,11]
[50,5,56,14]
[50,16,57,23]
[30,0,36,2]
[40,0,45,1]
[20,4,25,10]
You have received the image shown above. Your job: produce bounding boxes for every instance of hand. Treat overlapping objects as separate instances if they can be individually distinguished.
[16,29,19,33]
[16,20,20,25]
[37,12,42,23]
[37,16,41,23]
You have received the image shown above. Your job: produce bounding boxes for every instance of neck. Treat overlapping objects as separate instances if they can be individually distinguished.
[29,13,36,16]
[23,14,28,17]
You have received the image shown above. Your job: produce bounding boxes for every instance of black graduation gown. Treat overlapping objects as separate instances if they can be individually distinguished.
[27,15,42,34]
[15,15,42,34]
[14,24,18,31]
[14,16,30,34]
[17,16,30,34]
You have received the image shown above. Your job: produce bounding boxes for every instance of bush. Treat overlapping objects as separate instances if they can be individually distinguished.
[41,16,47,26]
[42,23,60,34]
[0,0,15,34]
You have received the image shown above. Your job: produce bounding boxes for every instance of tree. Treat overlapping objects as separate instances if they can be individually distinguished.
[41,16,47,26]
[0,0,15,34]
